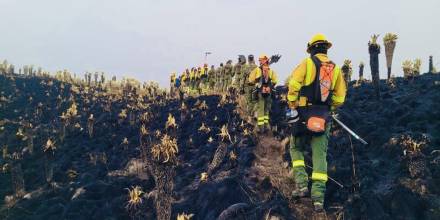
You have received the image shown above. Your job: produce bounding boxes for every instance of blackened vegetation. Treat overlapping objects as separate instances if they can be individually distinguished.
[0,73,439,219]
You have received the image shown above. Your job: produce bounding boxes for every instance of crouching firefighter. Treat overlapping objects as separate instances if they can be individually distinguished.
[249,54,278,133]
[285,33,346,212]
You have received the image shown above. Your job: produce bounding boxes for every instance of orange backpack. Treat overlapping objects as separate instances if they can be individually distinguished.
[298,55,335,135]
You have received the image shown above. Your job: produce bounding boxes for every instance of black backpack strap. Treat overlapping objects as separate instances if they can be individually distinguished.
[300,56,321,105]
[310,56,322,104]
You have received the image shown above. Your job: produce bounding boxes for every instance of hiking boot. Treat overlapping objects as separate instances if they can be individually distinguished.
[264,124,271,133]
[312,210,327,220]
[292,186,308,198]
[255,125,264,134]
[313,202,324,212]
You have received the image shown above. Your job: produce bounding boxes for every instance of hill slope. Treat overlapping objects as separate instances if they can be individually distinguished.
[0,73,439,219]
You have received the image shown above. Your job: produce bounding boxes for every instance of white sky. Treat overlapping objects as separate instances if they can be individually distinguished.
[0,0,439,87]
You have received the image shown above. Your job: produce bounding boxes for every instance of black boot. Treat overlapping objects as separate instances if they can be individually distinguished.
[312,201,327,220]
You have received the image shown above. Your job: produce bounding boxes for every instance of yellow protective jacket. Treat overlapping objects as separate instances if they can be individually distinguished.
[189,71,195,80]
[287,53,346,108]
[248,67,278,85]
[181,72,187,81]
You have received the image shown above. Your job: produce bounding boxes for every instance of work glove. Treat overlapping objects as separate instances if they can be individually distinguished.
[288,101,298,109]
[330,106,338,116]
[285,108,299,124]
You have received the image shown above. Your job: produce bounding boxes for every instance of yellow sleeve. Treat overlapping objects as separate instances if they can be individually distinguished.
[331,66,347,107]
[271,70,278,85]
[248,67,259,84]
[287,59,307,107]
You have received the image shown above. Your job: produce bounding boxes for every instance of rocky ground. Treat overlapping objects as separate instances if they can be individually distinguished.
[0,73,439,220]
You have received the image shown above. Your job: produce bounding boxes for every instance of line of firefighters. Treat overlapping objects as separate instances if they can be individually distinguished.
[170,54,276,129]
[171,34,347,215]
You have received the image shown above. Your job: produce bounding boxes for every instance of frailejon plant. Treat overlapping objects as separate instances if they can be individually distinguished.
[125,185,144,218]
[383,33,398,80]
[177,213,194,220]
[413,58,422,76]
[341,59,353,84]
[43,138,56,183]
[402,59,421,80]
[165,114,177,130]
[151,134,178,163]
[368,34,381,99]
[402,60,413,79]
[198,123,211,133]
[200,172,208,182]
[218,124,231,143]
[358,62,365,83]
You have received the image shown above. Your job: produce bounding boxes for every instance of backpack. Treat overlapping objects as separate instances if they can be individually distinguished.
[298,56,336,135]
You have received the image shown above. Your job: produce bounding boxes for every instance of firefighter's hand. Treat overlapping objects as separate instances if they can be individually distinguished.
[288,101,298,109]
[330,106,338,115]
[286,109,299,124]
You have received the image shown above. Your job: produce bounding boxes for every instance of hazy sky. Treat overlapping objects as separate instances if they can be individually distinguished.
[0,0,439,87]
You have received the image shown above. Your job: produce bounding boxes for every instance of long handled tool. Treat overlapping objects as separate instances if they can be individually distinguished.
[332,115,368,145]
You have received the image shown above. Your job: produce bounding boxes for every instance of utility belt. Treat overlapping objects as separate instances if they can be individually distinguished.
[291,104,330,136]
[251,83,276,100]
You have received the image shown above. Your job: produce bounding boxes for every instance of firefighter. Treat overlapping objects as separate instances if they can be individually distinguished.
[245,55,258,118]
[249,54,278,133]
[286,33,346,213]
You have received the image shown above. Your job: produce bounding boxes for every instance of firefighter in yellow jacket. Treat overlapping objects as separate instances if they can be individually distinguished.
[249,54,278,133]
[286,34,346,212]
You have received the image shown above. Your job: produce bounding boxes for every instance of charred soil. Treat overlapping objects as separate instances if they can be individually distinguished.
[0,73,439,219]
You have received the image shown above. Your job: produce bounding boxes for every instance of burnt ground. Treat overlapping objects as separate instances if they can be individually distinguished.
[0,73,439,220]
